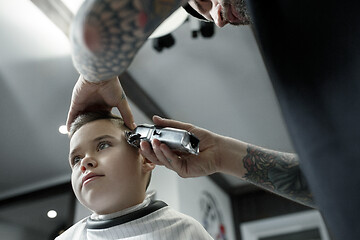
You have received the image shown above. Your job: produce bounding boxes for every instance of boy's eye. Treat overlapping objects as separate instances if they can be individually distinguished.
[72,156,82,166]
[97,141,111,151]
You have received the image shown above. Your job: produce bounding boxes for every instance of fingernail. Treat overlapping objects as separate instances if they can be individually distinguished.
[152,139,159,148]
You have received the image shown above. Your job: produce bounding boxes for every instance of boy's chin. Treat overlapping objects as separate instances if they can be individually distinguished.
[85,195,135,215]
[86,198,119,215]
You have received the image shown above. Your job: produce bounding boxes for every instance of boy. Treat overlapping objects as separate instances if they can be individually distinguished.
[56,111,213,239]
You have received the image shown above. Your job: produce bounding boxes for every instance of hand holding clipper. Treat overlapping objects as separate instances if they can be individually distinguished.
[125,124,200,155]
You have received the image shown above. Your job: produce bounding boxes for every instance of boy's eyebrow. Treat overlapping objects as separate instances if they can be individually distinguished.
[69,134,116,159]
[93,134,116,142]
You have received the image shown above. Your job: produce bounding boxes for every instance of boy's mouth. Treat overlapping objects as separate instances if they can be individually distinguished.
[82,172,104,186]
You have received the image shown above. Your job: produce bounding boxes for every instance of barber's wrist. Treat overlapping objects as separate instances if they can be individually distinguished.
[217,135,247,178]
[212,133,227,174]
[82,75,117,85]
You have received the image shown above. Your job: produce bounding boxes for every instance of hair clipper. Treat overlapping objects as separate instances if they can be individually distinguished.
[125,124,200,155]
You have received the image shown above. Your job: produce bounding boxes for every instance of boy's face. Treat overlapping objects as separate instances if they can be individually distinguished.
[69,119,152,214]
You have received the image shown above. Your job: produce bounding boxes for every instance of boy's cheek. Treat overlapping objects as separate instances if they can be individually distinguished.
[71,172,81,192]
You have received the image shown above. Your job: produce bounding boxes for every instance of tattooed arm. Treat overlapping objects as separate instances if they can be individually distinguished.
[240,145,314,207]
[67,0,186,129]
[70,0,186,82]
[140,116,316,208]
[213,134,315,208]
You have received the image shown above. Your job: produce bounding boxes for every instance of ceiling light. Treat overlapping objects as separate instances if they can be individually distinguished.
[47,210,58,219]
[60,0,85,14]
[149,7,188,39]
[59,125,68,135]
[60,0,188,39]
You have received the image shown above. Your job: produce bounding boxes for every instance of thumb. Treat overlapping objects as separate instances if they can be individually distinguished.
[152,115,193,131]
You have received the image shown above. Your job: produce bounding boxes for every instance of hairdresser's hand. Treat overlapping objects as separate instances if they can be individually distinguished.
[140,116,222,178]
[66,75,136,130]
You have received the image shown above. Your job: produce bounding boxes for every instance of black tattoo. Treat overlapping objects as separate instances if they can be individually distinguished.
[71,0,183,82]
[243,145,315,208]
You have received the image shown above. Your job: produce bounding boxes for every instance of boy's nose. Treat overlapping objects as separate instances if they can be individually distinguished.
[81,156,97,172]
[210,4,227,27]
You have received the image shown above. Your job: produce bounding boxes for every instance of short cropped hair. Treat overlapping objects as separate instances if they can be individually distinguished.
[69,111,125,138]
[69,111,151,190]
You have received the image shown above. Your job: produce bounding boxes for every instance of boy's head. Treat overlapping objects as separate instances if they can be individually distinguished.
[68,111,155,215]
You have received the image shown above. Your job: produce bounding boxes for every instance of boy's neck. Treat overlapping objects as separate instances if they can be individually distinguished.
[91,191,155,220]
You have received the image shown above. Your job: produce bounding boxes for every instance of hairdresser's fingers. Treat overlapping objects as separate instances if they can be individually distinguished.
[139,141,164,166]
[159,143,185,172]
[152,139,173,168]
[66,77,84,130]
[116,93,136,130]
[99,77,136,130]
[152,116,195,132]
[66,102,79,131]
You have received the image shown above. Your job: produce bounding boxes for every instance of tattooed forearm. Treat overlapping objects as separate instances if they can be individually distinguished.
[70,0,184,82]
[242,145,315,208]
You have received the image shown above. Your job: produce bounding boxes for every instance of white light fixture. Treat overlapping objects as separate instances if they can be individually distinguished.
[59,125,68,134]
[47,210,58,219]
[60,0,188,39]
[149,7,188,39]
[60,0,85,14]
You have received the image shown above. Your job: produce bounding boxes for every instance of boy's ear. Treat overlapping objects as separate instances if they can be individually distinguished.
[141,156,156,173]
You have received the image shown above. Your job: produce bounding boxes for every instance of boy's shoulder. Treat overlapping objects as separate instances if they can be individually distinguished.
[55,216,87,240]
[55,201,213,239]
[157,205,200,224]
[138,203,213,239]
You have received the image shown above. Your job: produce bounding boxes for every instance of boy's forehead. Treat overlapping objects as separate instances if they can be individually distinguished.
[70,120,124,147]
